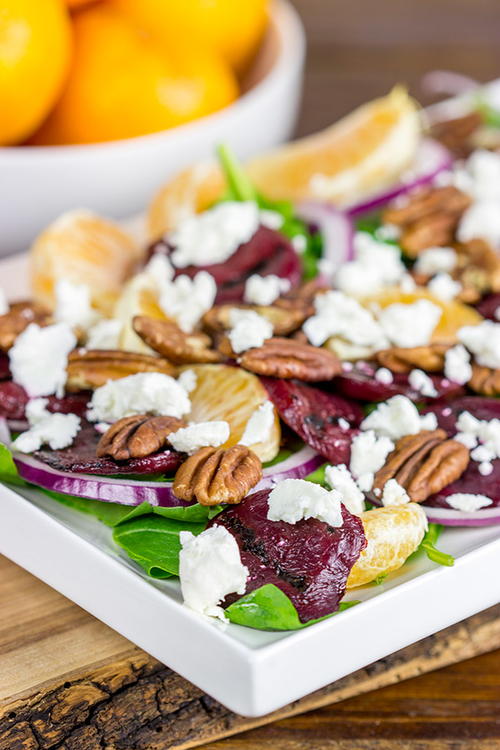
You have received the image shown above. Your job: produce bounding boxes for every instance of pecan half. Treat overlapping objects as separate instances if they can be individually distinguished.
[468,363,500,397]
[0,301,51,352]
[133,316,222,364]
[97,415,186,460]
[202,303,306,337]
[430,112,483,158]
[239,337,342,381]
[401,212,458,257]
[455,239,500,303]
[376,343,449,374]
[373,429,469,503]
[66,349,176,391]
[173,445,262,506]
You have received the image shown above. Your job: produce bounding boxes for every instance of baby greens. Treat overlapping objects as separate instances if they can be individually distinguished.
[0,442,24,486]
[419,523,455,567]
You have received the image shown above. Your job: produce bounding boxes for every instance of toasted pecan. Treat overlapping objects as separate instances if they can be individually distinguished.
[383,186,471,228]
[376,343,449,374]
[239,337,342,381]
[202,303,306,337]
[430,112,483,158]
[373,429,469,503]
[173,445,262,506]
[133,316,222,364]
[97,415,186,460]
[66,349,176,391]
[468,363,500,397]
[0,301,51,352]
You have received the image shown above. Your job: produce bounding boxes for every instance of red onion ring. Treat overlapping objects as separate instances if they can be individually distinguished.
[298,201,354,278]
[422,504,500,527]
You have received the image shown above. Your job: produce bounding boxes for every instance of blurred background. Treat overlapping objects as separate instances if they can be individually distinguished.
[1,0,500,253]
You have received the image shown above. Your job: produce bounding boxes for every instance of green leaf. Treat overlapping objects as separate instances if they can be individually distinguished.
[304,463,328,486]
[262,447,294,469]
[0,443,25,486]
[225,583,359,631]
[112,515,206,578]
[418,523,455,567]
[373,572,389,585]
[217,143,258,202]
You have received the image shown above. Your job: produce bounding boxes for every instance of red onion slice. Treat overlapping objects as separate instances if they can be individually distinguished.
[422,504,500,527]
[298,202,354,277]
[347,139,452,217]
[14,444,324,508]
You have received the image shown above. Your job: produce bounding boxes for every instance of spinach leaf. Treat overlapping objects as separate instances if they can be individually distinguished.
[112,515,206,578]
[225,583,359,631]
[0,443,25,486]
[419,522,455,567]
[304,463,328,486]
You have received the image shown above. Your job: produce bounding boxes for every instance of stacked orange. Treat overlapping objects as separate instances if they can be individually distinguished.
[0,0,269,146]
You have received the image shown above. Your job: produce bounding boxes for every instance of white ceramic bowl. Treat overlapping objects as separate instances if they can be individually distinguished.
[0,0,305,256]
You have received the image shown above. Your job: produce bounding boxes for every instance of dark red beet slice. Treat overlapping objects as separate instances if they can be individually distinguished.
[476,293,500,321]
[0,381,28,420]
[210,488,366,622]
[424,396,500,436]
[335,361,464,403]
[0,354,10,381]
[262,378,362,464]
[425,458,500,509]
[33,422,183,476]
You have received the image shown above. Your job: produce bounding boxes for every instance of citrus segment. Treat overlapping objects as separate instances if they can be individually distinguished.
[347,503,428,588]
[184,364,280,462]
[113,273,169,354]
[246,87,420,206]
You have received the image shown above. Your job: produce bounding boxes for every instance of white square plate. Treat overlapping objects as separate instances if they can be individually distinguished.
[1,258,500,717]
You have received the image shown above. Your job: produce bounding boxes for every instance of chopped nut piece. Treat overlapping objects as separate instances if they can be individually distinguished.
[97,414,186,460]
[468,363,500,396]
[373,429,469,503]
[202,303,306,337]
[376,343,450,374]
[455,239,500,303]
[133,316,222,364]
[66,349,176,391]
[239,337,342,381]
[173,445,262,506]
[430,112,483,158]
[0,301,51,352]
[401,213,458,257]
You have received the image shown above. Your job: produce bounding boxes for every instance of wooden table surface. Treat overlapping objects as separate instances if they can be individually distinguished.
[2,1,500,748]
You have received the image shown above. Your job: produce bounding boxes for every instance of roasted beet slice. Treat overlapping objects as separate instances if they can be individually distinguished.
[0,354,10,381]
[425,458,500,509]
[424,396,500,436]
[33,422,183,476]
[210,488,366,622]
[476,293,500,321]
[0,381,28,421]
[262,378,362,464]
[335,361,464,403]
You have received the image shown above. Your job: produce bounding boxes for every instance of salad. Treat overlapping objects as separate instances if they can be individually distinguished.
[0,86,499,632]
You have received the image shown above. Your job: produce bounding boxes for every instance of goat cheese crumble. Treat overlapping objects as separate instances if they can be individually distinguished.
[414,247,457,276]
[445,493,493,512]
[12,398,80,453]
[9,323,76,398]
[179,526,249,620]
[381,479,410,506]
[377,299,442,348]
[85,319,122,350]
[375,367,394,385]
[267,478,344,528]
[458,321,500,369]
[361,395,437,440]
[243,274,291,306]
[334,232,406,297]
[239,400,275,447]
[169,201,260,268]
[87,372,191,422]
[444,344,472,385]
[349,430,394,492]
[168,421,230,455]
[158,271,217,333]
[303,291,388,350]
[408,369,438,398]
[324,464,365,516]
[427,272,461,301]
[228,309,273,354]
[54,279,99,331]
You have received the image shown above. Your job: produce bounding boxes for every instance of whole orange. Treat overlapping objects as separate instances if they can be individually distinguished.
[0,0,71,145]
[65,0,98,8]
[110,0,269,73]
[30,4,238,145]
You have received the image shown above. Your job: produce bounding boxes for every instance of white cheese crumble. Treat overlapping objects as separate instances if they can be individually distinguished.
[444,344,472,385]
[408,369,438,398]
[9,323,76,398]
[349,430,394,492]
[259,209,284,230]
[179,526,249,621]
[445,493,493,512]
[375,367,394,385]
[267,478,344,528]
[455,410,500,461]
[334,232,406,297]
[292,234,307,253]
[458,201,500,247]
[414,247,457,276]
[376,224,401,241]
[54,279,99,331]
[479,461,494,476]
[239,400,275,447]
[158,271,217,333]
[458,321,500,369]
[303,291,388,350]
[377,299,442,348]
[87,372,191,423]
[399,274,417,293]
[361,395,437,440]
[0,287,7,316]
[85,319,122,350]
[427,272,461,302]
[12,398,80,453]
[324,464,365,516]
[169,201,260,268]
[243,274,291,306]
[228,309,273,354]
[381,478,410,506]
[177,369,197,394]
[168,421,230,455]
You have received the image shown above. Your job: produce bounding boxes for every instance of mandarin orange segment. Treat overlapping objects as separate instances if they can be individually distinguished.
[183,364,280,462]
[361,287,483,344]
[246,87,420,206]
[347,503,428,589]
[113,273,170,354]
